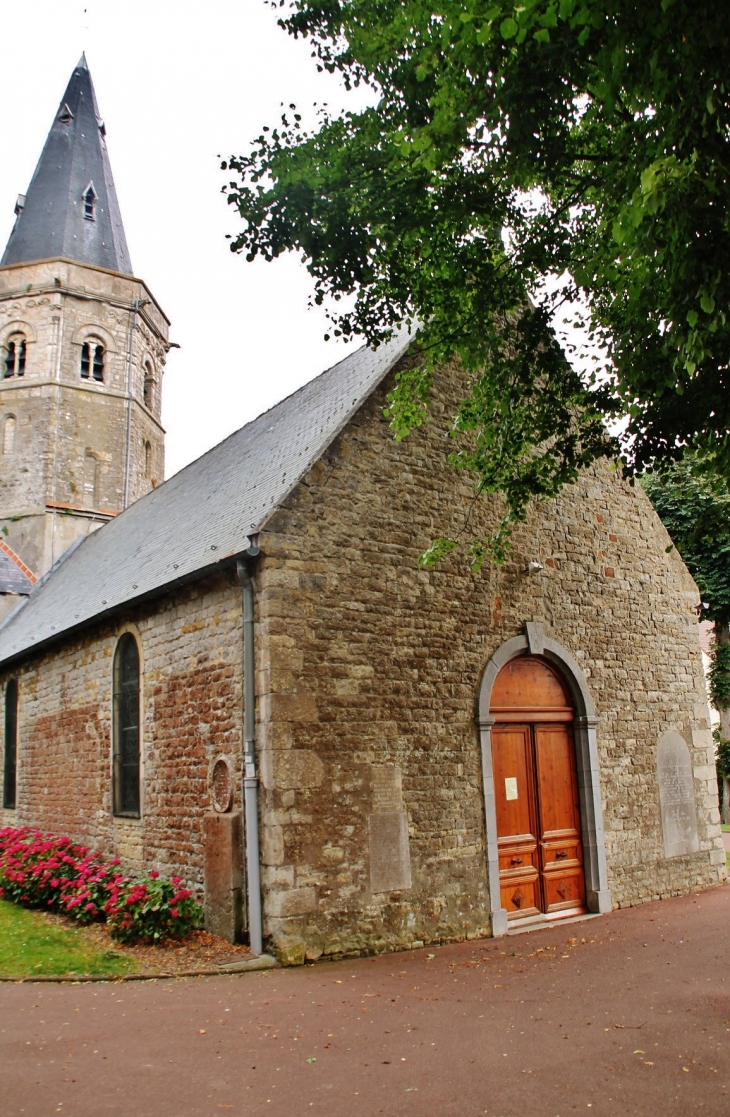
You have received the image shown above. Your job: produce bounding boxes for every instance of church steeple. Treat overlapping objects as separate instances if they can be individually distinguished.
[2,55,132,275]
[0,57,169,585]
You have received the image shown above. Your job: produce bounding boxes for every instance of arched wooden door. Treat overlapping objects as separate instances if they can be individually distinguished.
[490,656,586,924]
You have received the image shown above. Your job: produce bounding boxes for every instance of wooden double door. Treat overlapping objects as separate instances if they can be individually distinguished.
[490,657,586,923]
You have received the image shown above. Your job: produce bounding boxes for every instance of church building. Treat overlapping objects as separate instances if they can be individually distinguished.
[0,60,725,964]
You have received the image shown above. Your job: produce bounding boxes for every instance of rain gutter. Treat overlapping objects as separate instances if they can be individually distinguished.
[236,542,262,956]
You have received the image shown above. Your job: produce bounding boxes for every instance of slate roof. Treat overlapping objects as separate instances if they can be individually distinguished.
[2,55,133,275]
[0,328,414,666]
[0,542,36,596]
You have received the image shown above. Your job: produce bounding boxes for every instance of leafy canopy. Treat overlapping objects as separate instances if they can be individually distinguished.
[224,1,730,562]
[642,457,730,628]
[643,454,730,716]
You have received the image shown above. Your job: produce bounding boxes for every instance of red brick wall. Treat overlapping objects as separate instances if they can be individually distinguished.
[0,570,242,891]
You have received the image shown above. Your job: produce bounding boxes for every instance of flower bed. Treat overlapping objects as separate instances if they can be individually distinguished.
[0,827,202,944]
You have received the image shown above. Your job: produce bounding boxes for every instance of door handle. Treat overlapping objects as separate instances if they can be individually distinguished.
[555,850,568,860]
[510,857,524,865]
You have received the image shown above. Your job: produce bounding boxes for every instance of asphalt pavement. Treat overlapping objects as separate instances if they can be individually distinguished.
[2,884,729,1117]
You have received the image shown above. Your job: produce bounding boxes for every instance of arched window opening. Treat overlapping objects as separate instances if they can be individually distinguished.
[144,440,152,479]
[3,679,18,810]
[80,341,104,382]
[83,183,97,221]
[83,451,99,508]
[113,634,141,817]
[143,364,155,410]
[4,336,26,378]
[3,415,16,456]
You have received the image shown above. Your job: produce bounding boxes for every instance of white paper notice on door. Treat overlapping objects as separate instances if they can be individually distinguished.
[504,777,518,801]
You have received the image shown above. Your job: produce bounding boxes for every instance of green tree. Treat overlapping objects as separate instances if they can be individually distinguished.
[642,458,730,822]
[224,1,730,562]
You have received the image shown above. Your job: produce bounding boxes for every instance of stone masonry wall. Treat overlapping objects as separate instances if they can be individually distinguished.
[0,258,168,576]
[254,361,724,963]
[0,570,242,891]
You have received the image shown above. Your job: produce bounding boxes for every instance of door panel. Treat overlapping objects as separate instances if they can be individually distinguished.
[492,725,541,919]
[491,703,587,923]
[534,724,586,916]
[493,725,534,840]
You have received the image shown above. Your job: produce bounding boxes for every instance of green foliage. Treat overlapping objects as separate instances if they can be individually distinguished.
[224,0,730,559]
[641,457,730,625]
[107,873,202,944]
[710,642,730,712]
[715,733,730,779]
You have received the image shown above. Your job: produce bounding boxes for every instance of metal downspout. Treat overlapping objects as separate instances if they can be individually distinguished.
[236,549,262,956]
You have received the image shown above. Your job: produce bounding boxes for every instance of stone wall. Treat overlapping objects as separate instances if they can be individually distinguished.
[254,361,724,961]
[0,570,242,888]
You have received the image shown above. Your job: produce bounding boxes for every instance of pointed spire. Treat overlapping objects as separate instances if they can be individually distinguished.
[1,57,133,275]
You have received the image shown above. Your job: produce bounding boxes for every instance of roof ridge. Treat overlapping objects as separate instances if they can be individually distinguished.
[159,331,409,493]
[0,327,415,666]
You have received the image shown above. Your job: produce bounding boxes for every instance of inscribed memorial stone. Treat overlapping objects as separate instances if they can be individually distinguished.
[369,766,412,893]
[657,731,700,858]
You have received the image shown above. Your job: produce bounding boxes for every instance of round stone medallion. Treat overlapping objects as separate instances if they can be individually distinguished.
[211,756,233,813]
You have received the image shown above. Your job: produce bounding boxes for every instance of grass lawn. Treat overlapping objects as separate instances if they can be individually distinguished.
[0,900,133,977]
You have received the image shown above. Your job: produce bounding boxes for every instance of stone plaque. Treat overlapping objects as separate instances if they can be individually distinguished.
[211,756,233,814]
[657,731,700,858]
[369,765,412,893]
[369,812,412,893]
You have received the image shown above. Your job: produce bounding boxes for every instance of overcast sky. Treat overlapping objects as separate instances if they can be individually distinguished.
[0,1,364,478]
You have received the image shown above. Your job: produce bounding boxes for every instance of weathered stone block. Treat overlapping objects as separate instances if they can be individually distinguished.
[269,750,325,790]
[268,886,317,918]
[204,813,243,943]
[267,692,317,723]
[369,812,412,893]
[657,731,700,859]
[277,939,306,966]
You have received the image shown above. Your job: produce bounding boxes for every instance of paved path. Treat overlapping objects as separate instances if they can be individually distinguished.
[2,886,729,1117]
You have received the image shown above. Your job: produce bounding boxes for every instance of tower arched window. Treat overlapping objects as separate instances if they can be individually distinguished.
[4,335,26,378]
[3,678,18,810]
[144,439,152,479]
[81,341,104,382]
[113,633,141,817]
[83,183,97,221]
[3,415,16,456]
[143,362,155,411]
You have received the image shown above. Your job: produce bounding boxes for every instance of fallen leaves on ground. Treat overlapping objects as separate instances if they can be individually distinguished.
[43,911,250,974]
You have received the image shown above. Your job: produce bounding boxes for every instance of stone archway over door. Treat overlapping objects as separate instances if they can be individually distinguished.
[477,623,612,936]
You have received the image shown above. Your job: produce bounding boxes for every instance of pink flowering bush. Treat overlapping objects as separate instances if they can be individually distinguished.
[107,871,198,943]
[0,827,201,943]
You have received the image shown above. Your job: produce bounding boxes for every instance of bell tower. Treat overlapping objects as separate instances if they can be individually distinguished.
[0,55,170,579]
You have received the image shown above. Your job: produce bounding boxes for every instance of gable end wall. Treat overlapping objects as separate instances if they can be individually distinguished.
[253,362,724,960]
